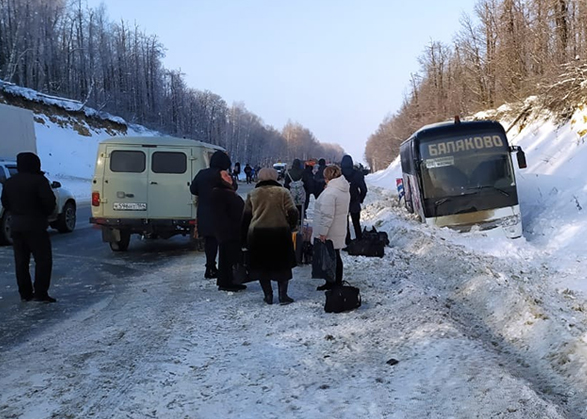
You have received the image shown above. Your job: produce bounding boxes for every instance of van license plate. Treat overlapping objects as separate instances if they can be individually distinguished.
[113,202,147,211]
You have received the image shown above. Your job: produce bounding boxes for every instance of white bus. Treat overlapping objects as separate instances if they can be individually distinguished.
[399,118,527,238]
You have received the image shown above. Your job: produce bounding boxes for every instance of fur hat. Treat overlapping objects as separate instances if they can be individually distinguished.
[17,152,42,174]
[257,168,278,182]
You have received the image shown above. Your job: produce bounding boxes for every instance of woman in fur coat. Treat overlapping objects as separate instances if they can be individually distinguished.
[312,165,351,290]
[242,168,298,304]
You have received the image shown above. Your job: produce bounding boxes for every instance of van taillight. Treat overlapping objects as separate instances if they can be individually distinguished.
[92,192,100,206]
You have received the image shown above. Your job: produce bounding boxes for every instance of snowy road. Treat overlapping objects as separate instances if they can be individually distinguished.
[0,205,200,351]
[0,186,586,418]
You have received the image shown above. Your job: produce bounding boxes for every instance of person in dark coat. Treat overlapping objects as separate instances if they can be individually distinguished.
[313,158,327,199]
[242,168,298,305]
[211,170,247,292]
[341,155,368,245]
[190,150,234,279]
[244,164,253,184]
[1,152,57,302]
[232,162,241,183]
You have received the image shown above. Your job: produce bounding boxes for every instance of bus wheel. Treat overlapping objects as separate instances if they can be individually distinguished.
[405,197,414,213]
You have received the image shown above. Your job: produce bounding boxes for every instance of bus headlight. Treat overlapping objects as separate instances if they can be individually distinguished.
[499,214,521,227]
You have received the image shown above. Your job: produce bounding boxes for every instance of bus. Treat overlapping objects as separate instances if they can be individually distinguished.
[399,118,527,238]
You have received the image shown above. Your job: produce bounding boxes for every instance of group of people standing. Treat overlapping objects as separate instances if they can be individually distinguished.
[283,155,368,246]
[191,151,297,303]
[233,162,261,184]
[191,151,368,304]
[1,149,368,306]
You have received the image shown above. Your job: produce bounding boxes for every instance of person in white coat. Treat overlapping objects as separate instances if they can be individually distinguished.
[312,165,351,290]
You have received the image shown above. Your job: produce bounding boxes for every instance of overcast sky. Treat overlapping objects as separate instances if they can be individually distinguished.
[86,0,475,164]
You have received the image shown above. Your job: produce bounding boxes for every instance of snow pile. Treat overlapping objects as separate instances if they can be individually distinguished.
[0,79,126,124]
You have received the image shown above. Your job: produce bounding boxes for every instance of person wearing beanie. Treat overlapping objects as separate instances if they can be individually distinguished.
[211,170,247,292]
[340,155,368,245]
[1,152,57,302]
[313,158,327,198]
[190,150,236,279]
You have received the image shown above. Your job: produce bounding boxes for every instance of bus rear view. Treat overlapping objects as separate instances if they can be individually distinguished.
[400,119,527,238]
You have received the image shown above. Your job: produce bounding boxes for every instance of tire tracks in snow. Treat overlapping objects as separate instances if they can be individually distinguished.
[369,201,587,418]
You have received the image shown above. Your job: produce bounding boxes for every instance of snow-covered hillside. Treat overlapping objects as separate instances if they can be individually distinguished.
[1,80,159,201]
[35,114,157,201]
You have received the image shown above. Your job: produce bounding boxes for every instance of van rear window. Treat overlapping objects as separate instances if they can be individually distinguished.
[152,152,187,174]
[110,151,146,173]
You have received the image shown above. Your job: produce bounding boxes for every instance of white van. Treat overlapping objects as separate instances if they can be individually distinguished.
[90,136,224,251]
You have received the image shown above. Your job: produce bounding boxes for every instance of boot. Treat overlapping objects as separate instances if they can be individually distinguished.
[260,280,273,305]
[33,294,57,303]
[278,281,294,305]
[204,265,218,279]
[316,282,334,291]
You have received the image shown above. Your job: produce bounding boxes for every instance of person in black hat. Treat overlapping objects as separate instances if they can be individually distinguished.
[190,150,237,279]
[313,158,327,198]
[1,152,57,302]
[341,154,368,245]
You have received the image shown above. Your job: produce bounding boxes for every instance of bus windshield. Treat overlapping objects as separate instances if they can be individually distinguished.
[419,133,515,200]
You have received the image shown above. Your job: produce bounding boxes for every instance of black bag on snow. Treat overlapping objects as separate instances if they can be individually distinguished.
[232,249,255,284]
[346,226,388,257]
[346,238,385,257]
[362,226,390,246]
[324,283,361,313]
[311,238,336,282]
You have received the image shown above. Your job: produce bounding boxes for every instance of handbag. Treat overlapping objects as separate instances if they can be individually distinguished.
[324,282,361,313]
[232,249,253,284]
[311,238,336,282]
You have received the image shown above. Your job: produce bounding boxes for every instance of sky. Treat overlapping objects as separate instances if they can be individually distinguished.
[85,0,476,164]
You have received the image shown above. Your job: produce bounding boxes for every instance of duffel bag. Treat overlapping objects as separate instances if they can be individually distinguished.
[324,283,361,313]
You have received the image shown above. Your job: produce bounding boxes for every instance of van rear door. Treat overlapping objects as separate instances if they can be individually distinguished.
[148,149,193,219]
[103,147,149,218]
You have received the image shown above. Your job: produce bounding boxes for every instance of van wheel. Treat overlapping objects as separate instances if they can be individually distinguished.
[110,231,131,252]
[56,201,76,233]
[0,212,12,245]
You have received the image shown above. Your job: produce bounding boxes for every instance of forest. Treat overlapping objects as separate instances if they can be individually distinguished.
[365,0,587,171]
[0,0,344,166]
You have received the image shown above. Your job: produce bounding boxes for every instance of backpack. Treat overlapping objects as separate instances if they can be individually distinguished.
[287,172,306,206]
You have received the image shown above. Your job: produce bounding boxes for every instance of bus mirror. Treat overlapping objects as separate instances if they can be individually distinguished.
[516,149,527,169]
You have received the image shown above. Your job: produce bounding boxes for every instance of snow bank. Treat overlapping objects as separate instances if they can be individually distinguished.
[0,79,126,124]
